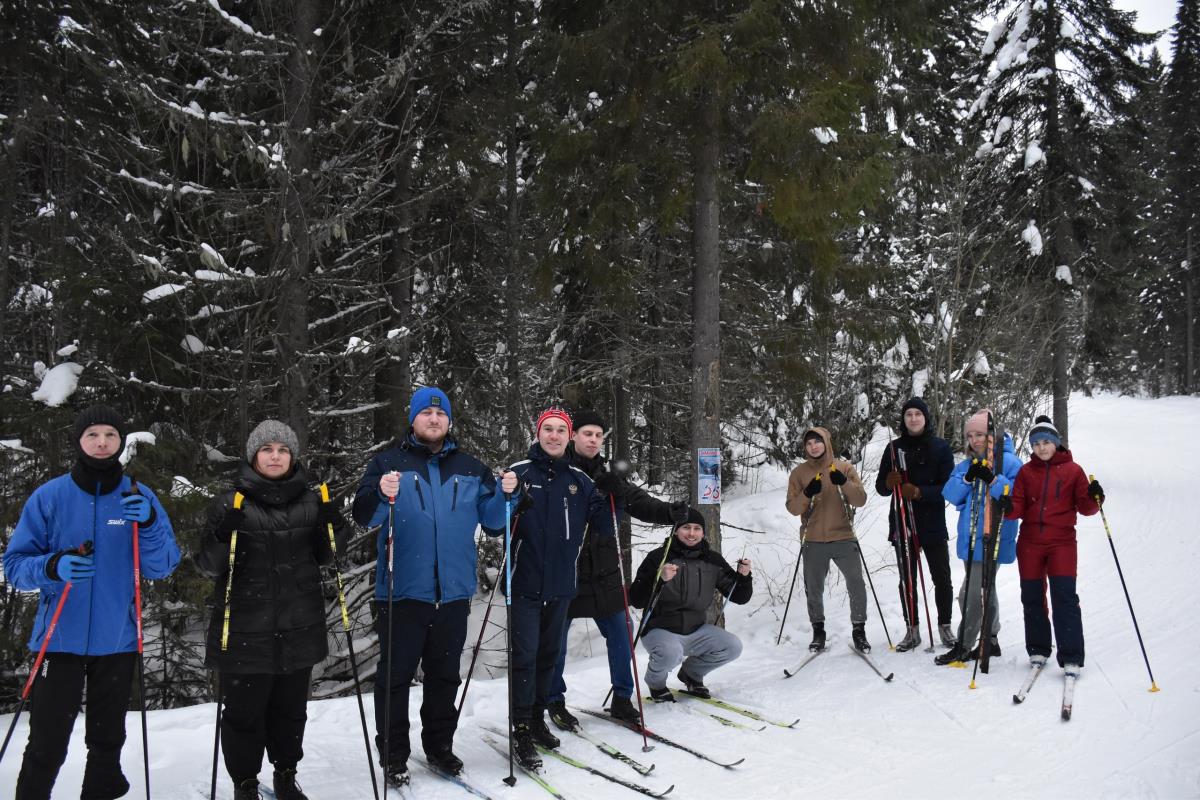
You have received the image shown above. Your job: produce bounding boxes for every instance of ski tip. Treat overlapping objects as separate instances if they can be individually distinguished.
[722,758,746,769]
[786,719,801,728]
[660,785,676,797]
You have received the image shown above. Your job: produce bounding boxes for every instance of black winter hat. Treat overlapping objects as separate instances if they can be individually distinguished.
[803,429,824,445]
[673,507,706,533]
[1028,415,1062,447]
[73,405,127,449]
[901,397,932,431]
[572,409,609,433]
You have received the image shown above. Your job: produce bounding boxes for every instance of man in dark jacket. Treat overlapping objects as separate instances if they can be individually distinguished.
[503,406,618,770]
[874,397,955,650]
[545,410,688,730]
[353,387,518,785]
[629,509,752,702]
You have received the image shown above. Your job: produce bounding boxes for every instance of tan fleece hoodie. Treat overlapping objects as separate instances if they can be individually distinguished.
[784,426,866,542]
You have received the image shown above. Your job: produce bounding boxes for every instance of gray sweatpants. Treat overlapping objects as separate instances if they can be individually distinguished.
[803,539,868,625]
[955,560,1000,649]
[641,624,743,689]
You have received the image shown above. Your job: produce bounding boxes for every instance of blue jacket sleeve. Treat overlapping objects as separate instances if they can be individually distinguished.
[135,486,180,580]
[2,488,59,593]
[942,459,972,509]
[477,468,511,531]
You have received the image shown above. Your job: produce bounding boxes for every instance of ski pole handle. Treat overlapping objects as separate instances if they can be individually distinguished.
[220,492,245,651]
[319,483,352,631]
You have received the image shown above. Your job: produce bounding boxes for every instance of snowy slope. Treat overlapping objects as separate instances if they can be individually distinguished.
[2,393,1196,800]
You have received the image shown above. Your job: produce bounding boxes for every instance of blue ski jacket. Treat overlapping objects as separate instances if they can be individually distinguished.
[942,434,1020,563]
[505,443,618,601]
[3,473,179,655]
[353,436,511,604]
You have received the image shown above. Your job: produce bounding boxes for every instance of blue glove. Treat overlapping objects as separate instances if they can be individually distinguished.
[121,494,155,525]
[50,553,95,582]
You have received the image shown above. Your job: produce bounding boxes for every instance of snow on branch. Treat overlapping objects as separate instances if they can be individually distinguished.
[118,168,213,196]
[202,0,279,42]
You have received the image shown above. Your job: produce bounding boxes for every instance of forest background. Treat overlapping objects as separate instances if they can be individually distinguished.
[1,0,1196,710]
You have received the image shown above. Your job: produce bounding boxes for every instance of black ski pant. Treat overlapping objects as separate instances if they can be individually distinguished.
[894,536,953,627]
[509,595,571,723]
[373,598,469,769]
[219,667,312,783]
[15,651,135,800]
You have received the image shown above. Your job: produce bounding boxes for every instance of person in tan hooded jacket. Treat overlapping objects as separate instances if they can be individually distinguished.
[785,427,871,652]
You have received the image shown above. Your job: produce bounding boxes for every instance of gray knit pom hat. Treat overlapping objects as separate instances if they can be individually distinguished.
[245,420,300,462]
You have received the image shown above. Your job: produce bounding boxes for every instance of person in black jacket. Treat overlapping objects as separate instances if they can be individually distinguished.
[629,509,752,702]
[503,406,617,771]
[545,410,688,730]
[197,421,348,800]
[874,397,955,650]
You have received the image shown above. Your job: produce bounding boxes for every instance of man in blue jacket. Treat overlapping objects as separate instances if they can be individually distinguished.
[3,405,179,800]
[875,397,955,651]
[503,406,618,770]
[353,387,517,786]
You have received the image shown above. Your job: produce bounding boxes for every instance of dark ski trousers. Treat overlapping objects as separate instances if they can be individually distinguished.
[15,651,135,800]
[373,598,469,767]
[509,595,570,723]
[219,667,312,783]
[1018,536,1083,666]
[894,535,953,627]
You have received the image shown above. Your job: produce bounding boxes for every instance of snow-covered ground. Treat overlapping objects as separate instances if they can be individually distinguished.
[2,393,1196,799]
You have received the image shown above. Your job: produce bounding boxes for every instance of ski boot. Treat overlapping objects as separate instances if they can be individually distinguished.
[851,622,871,653]
[895,625,921,652]
[677,667,710,698]
[426,747,464,777]
[272,769,309,800]
[609,695,641,722]
[512,722,543,770]
[809,622,826,652]
[548,700,580,732]
[934,643,971,666]
[529,713,561,749]
[233,779,262,800]
[938,624,956,647]
[648,685,675,703]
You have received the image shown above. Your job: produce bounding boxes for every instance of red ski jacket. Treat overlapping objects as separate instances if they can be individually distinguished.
[1006,448,1100,544]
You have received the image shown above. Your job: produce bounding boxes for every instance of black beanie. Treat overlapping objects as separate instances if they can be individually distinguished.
[901,397,932,431]
[673,507,705,533]
[572,409,609,433]
[73,405,127,452]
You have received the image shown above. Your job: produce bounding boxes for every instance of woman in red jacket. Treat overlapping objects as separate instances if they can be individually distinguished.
[1006,416,1104,670]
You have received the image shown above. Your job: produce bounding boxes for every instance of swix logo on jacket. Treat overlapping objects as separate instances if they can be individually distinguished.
[505,443,618,601]
[3,474,179,656]
[352,436,510,604]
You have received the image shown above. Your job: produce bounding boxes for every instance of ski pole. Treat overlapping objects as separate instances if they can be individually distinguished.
[954,476,986,667]
[896,450,936,652]
[502,488,516,786]
[127,479,151,800]
[1091,475,1159,692]
[831,474,894,651]
[610,496,651,752]
[457,535,511,717]
[975,484,1008,677]
[888,444,919,643]
[319,483,379,800]
[777,481,819,646]
[383,476,397,798]
[209,674,222,800]
[0,539,93,766]
[969,419,997,687]
[717,544,748,621]
[219,493,246,650]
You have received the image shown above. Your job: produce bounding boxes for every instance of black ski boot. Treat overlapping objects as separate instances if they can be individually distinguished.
[426,748,464,777]
[988,636,1001,656]
[895,625,921,653]
[548,700,580,732]
[648,685,675,703]
[608,695,641,723]
[677,667,710,699]
[385,764,410,789]
[852,623,871,653]
[934,644,970,666]
[272,769,309,800]
[529,713,561,749]
[809,622,826,652]
[233,778,262,800]
[512,722,543,770]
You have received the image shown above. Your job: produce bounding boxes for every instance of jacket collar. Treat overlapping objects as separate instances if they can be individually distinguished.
[235,460,311,507]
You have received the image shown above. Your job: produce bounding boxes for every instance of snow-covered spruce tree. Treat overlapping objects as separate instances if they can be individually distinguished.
[966,0,1152,442]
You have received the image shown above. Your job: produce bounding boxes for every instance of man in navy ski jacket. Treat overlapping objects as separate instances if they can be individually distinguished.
[353,386,517,785]
[3,405,179,800]
[501,406,619,771]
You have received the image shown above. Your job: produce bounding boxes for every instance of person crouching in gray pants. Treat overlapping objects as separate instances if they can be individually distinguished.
[629,508,752,701]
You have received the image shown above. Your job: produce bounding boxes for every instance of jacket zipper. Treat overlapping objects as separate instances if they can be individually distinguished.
[1037,463,1051,533]
[414,475,427,510]
[562,497,570,541]
[452,477,459,511]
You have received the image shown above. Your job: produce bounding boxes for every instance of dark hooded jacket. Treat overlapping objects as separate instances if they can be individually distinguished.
[198,461,347,674]
[629,534,752,636]
[874,397,954,544]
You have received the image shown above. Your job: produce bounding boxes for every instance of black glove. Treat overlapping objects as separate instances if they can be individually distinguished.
[593,470,623,496]
[214,506,246,543]
[829,467,847,486]
[803,476,823,498]
[964,458,994,485]
[317,502,343,527]
[669,501,690,525]
[997,493,1013,515]
[1087,479,1105,505]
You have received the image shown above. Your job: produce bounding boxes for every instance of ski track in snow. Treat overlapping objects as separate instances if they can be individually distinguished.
[1,393,1197,799]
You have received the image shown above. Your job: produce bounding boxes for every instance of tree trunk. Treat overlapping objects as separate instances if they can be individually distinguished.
[1043,0,1070,444]
[504,0,525,455]
[690,89,721,553]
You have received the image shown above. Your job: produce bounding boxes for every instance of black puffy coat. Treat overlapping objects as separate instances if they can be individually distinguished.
[568,451,676,620]
[628,536,752,636]
[875,399,954,545]
[197,462,348,674]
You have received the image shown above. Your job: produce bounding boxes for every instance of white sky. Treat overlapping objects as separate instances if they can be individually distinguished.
[1116,0,1178,61]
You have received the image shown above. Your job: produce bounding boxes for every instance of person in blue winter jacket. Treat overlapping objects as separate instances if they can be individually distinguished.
[3,405,179,800]
[936,409,1019,665]
[501,406,619,771]
[352,387,518,787]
